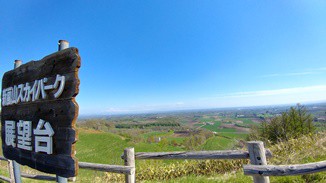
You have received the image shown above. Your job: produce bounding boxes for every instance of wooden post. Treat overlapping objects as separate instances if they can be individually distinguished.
[247,141,270,183]
[8,160,15,183]
[124,148,135,183]
[12,60,22,183]
[56,40,69,183]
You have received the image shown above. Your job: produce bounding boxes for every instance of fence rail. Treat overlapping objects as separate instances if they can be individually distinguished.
[79,162,134,175]
[243,160,326,176]
[0,148,135,183]
[0,175,11,182]
[21,173,56,181]
[134,149,272,160]
[1,141,326,183]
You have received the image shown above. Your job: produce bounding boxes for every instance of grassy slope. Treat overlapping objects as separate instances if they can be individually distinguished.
[0,129,324,182]
[201,136,235,150]
[77,129,129,164]
[151,131,326,183]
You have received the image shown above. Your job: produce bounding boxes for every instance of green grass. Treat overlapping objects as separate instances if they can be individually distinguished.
[142,131,170,138]
[194,123,203,127]
[1,129,325,182]
[218,132,248,139]
[202,121,221,131]
[214,128,237,133]
[241,118,256,125]
[201,136,235,150]
[134,141,183,152]
[200,117,215,123]
[166,137,185,144]
[76,130,129,164]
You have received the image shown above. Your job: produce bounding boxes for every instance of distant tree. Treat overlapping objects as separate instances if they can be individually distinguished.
[249,104,315,144]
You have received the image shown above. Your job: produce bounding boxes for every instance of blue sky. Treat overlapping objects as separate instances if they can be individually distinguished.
[1,1,326,114]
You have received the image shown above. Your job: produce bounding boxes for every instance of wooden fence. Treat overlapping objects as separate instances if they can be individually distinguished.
[0,149,135,183]
[1,141,325,183]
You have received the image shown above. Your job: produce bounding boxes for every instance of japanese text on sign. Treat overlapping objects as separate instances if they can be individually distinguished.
[2,74,65,107]
[5,119,54,154]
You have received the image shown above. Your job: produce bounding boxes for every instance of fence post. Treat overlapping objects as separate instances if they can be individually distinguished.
[247,141,270,183]
[8,160,15,183]
[124,148,135,183]
[55,40,69,183]
[12,60,22,183]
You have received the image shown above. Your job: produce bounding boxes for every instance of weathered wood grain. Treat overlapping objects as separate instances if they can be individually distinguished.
[124,148,135,183]
[78,162,135,175]
[1,47,81,178]
[2,48,80,102]
[7,160,14,183]
[1,100,78,176]
[0,175,11,182]
[247,141,270,183]
[2,47,80,90]
[243,160,326,176]
[21,173,56,181]
[0,156,8,161]
[134,149,272,160]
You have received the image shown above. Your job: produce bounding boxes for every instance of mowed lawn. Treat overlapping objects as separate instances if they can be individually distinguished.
[201,136,236,150]
[0,128,248,182]
[77,129,185,164]
[76,129,129,164]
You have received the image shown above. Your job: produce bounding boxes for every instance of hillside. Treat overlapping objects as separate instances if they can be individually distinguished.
[141,131,326,183]
[0,128,325,182]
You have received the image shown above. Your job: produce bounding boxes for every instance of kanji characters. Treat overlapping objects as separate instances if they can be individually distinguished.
[17,120,32,151]
[5,120,16,147]
[2,87,14,106]
[4,119,55,154]
[1,74,66,107]
[34,119,55,154]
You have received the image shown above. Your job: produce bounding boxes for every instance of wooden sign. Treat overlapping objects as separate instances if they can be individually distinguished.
[1,48,81,178]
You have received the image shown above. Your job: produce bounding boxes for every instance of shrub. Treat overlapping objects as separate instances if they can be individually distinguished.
[249,104,315,144]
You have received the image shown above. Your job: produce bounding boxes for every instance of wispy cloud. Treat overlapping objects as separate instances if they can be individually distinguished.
[262,71,319,78]
[105,102,187,114]
[311,67,326,71]
[201,85,326,100]
[102,86,326,114]
[226,85,326,98]
[262,67,326,78]
[195,85,326,109]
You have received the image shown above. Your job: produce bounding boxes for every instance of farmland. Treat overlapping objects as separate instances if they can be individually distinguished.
[0,102,325,182]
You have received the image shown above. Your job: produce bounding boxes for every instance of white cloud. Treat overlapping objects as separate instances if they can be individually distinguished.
[262,71,319,78]
[199,85,326,108]
[105,102,187,114]
[102,85,326,114]
[312,67,326,71]
[262,67,326,78]
[225,85,326,98]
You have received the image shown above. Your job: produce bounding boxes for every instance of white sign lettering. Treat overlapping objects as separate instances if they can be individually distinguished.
[4,119,54,154]
[34,119,55,154]
[17,120,32,151]
[5,121,16,147]
[2,74,65,107]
